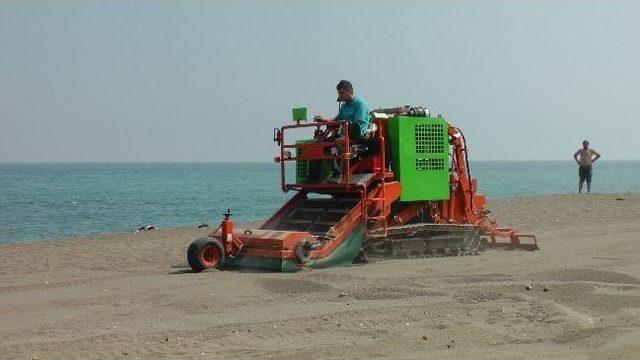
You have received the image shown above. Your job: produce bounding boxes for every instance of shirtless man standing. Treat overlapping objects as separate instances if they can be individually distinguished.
[573,140,601,193]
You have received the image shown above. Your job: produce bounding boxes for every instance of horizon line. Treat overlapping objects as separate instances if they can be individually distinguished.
[1,159,639,165]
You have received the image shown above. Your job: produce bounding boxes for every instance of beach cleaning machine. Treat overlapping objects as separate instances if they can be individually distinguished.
[187,106,538,272]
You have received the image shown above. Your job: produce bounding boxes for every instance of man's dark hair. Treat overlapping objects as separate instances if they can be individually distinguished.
[336,80,353,92]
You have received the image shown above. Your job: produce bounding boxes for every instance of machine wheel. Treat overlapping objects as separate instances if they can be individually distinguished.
[294,241,312,263]
[187,237,226,272]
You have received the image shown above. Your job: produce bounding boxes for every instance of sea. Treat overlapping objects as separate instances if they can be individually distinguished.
[0,161,638,244]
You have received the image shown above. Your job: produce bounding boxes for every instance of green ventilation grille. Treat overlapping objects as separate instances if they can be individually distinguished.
[296,150,309,181]
[416,158,446,171]
[415,123,447,154]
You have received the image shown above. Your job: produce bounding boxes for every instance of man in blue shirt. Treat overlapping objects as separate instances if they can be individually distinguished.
[315,80,370,140]
[313,80,370,182]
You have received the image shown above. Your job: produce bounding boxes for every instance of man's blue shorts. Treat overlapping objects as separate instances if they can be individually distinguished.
[579,165,592,182]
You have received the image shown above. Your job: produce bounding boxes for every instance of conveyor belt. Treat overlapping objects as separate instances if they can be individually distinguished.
[263,197,360,235]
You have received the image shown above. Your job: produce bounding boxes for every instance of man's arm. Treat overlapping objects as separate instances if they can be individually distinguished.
[573,150,580,164]
[592,150,601,163]
[313,115,342,122]
[314,106,343,122]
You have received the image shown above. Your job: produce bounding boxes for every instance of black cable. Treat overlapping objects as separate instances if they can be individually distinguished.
[456,128,474,212]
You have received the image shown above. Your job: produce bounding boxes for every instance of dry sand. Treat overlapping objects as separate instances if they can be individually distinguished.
[1,194,639,360]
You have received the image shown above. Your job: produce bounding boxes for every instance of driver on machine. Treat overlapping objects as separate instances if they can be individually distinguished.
[313,80,370,182]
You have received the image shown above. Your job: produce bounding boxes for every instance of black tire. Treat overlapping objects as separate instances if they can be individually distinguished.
[187,237,225,272]
[294,241,312,263]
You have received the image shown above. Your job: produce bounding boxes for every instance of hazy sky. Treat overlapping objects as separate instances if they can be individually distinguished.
[1,0,639,162]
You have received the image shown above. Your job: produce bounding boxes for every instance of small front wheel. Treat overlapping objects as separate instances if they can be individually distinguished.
[187,237,226,272]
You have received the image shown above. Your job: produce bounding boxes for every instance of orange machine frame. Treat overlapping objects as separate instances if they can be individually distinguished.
[212,115,536,264]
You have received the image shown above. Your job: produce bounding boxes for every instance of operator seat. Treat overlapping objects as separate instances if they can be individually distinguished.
[350,122,377,159]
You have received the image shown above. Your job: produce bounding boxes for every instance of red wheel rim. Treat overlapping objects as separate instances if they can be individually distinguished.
[200,244,219,267]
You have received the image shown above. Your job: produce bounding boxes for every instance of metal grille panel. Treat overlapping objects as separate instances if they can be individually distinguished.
[415,123,447,154]
[416,158,446,171]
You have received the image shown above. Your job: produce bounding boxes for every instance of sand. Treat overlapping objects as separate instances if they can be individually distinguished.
[1,193,639,360]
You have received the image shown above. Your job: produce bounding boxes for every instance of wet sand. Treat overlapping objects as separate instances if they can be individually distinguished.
[1,194,639,359]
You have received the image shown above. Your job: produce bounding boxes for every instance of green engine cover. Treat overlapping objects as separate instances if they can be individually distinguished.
[387,116,450,201]
[295,140,333,183]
